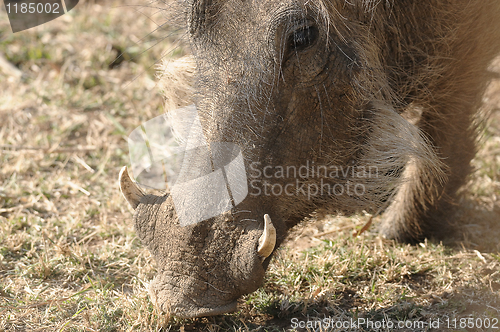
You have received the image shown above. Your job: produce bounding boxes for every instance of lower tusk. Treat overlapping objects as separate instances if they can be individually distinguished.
[257,214,276,260]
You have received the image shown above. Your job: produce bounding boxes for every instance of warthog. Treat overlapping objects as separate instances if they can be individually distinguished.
[119,0,500,318]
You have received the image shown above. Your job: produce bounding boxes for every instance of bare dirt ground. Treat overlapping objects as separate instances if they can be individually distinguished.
[0,1,499,331]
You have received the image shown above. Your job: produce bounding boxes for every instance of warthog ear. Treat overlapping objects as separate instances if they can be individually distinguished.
[119,166,144,209]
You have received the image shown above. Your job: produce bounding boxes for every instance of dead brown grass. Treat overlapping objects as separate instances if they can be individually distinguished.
[0,1,499,331]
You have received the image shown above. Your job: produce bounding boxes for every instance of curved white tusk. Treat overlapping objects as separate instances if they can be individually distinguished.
[118,166,145,209]
[257,214,276,260]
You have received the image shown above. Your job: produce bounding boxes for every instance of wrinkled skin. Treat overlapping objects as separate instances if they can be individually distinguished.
[122,0,500,318]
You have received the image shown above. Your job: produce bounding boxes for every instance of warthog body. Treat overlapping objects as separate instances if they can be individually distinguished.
[120,0,500,318]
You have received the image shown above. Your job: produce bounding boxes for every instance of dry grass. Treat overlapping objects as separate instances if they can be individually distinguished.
[0,1,499,331]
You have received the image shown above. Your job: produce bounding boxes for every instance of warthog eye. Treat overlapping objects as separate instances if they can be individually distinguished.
[288,25,319,51]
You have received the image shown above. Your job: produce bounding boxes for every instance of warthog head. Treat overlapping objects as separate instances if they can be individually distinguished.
[119,0,500,319]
